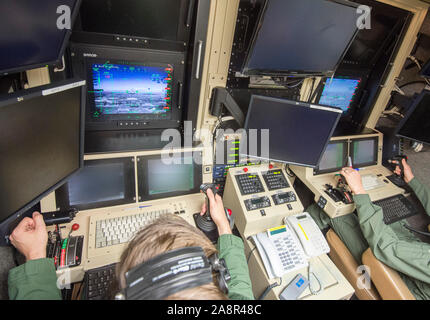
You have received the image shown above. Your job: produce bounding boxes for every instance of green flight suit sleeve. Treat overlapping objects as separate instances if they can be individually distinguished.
[8,258,62,300]
[408,177,430,215]
[217,234,254,300]
[354,194,430,285]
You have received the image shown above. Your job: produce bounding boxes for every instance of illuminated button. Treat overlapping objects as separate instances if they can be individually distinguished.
[243,168,248,173]
[227,209,232,216]
[269,164,273,169]
[72,224,80,231]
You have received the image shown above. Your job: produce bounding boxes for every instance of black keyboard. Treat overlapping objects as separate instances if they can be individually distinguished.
[84,263,116,300]
[373,194,418,225]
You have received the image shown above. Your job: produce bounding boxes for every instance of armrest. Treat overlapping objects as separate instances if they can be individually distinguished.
[326,229,380,300]
[362,248,415,300]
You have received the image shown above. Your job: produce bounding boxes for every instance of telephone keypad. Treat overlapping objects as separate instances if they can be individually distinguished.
[272,233,307,272]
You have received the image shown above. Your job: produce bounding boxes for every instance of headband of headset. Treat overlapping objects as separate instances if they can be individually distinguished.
[117,246,227,300]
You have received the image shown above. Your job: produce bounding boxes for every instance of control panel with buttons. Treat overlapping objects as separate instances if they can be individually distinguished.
[235,173,265,195]
[272,191,297,205]
[262,170,290,190]
[223,164,305,238]
[244,196,271,211]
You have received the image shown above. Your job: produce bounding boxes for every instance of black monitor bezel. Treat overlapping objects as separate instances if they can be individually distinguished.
[55,157,136,211]
[314,139,349,175]
[350,136,379,168]
[395,89,430,146]
[0,79,86,245]
[241,0,361,77]
[315,76,363,116]
[73,0,192,46]
[0,0,82,76]
[137,152,203,201]
[243,95,342,168]
[70,43,185,131]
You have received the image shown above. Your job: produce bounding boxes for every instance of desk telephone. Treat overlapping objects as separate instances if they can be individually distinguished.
[252,213,330,279]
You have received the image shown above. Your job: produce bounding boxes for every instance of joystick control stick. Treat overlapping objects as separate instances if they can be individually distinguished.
[195,184,218,233]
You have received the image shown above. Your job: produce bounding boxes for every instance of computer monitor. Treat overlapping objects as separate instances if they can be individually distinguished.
[314,140,348,174]
[242,0,359,76]
[56,158,136,211]
[318,77,361,113]
[78,0,189,42]
[0,79,85,244]
[350,137,378,168]
[243,95,342,167]
[396,90,430,145]
[138,152,202,201]
[71,43,185,131]
[88,61,173,120]
[0,0,80,75]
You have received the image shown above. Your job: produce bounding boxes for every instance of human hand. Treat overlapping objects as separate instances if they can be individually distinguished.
[393,158,414,183]
[200,188,232,235]
[339,167,366,195]
[9,212,48,261]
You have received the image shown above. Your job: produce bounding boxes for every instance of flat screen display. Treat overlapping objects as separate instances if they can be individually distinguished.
[396,91,430,145]
[243,0,359,76]
[147,157,195,195]
[138,153,203,201]
[319,78,361,112]
[79,0,182,41]
[351,138,377,167]
[67,163,125,205]
[89,62,173,119]
[55,158,136,210]
[0,0,79,74]
[0,82,84,223]
[244,95,342,167]
[316,141,348,173]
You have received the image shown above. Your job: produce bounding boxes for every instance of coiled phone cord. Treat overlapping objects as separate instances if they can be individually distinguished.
[308,258,323,295]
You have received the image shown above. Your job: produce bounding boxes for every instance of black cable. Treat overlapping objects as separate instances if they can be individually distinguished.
[258,277,282,300]
[398,81,426,89]
[403,224,430,237]
[307,78,316,103]
[309,78,325,103]
[247,246,257,264]
[285,165,295,178]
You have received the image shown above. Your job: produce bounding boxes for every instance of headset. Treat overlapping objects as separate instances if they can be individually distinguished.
[115,246,231,300]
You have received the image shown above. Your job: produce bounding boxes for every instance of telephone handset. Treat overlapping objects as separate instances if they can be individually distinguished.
[284,212,330,258]
[252,225,308,279]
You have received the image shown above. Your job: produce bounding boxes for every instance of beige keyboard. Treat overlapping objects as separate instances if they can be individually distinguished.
[94,208,169,248]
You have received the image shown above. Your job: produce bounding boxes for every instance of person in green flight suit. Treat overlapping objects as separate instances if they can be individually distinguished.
[8,188,254,300]
[307,159,430,299]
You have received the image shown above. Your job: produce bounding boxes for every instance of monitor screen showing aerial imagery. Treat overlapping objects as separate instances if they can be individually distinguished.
[90,62,173,117]
[319,78,360,112]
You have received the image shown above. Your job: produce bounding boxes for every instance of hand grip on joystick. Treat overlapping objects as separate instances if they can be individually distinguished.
[195,184,218,232]
[388,155,408,179]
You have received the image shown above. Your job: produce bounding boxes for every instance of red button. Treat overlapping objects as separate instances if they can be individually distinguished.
[269,164,273,169]
[243,168,248,172]
[72,223,80,231]
[227,209,232,216]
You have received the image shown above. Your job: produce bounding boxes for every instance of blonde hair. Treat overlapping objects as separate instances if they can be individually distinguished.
[114,214,227,300]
